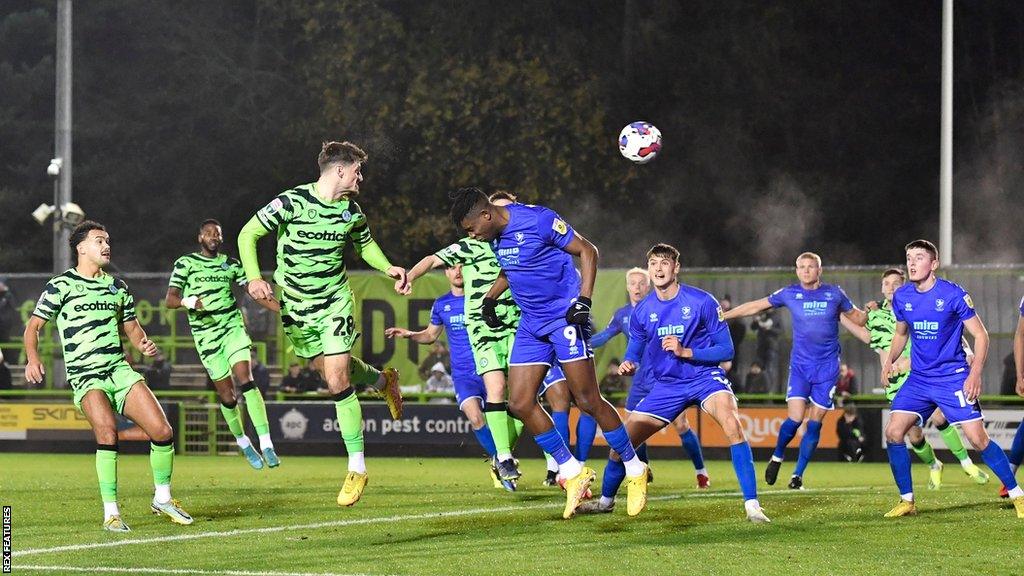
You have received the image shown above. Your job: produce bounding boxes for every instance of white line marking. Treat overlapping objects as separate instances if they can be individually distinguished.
[15,567,373,576]
[12,486,878,558]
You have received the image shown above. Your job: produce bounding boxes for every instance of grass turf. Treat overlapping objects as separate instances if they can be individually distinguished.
[1,452,1020,575]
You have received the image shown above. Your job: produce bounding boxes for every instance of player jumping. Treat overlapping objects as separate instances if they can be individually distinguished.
[24,221,193,531]
[725,252,866,489]
[238,141,406,507]
[881,240,1023,518]
[450,187,647,519]
[167,219,281,470]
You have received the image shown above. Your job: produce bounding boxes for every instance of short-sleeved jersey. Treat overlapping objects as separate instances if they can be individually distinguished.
[430,292,475,378]
[892,278,976,379]
[591,302,633,348]
[490,203,579,333]
[435,238,519,331]
[628,284,728,384]
[168,252,246,334]
[32,269,136,385]
[254,183,374,301]
[767,283,853,366]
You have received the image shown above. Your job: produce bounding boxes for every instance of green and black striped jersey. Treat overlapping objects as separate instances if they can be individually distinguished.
[255,183,373,302]
[168,252,246,334]
[866,300,911,357]
[32,269,136,386]
[435,237,520,332]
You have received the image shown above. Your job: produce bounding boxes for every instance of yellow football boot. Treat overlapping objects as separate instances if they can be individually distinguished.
[883,499,917,518]
[337,471,368,506]
[561,467,596,519]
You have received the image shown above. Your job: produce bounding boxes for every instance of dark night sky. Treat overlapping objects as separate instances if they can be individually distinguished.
[1,1,1022,271]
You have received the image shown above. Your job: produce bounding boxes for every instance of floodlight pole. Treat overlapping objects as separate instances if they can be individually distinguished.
[939,0,953,265]
[54,0,73,274]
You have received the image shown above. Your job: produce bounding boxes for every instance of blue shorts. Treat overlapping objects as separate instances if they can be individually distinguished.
[625,378,653,412]
[538,364,565,397]
[453,371,486,409]
[785,360,840,410]
[631,370,733,424]
[891,372,983,425]
[509,319,592,367]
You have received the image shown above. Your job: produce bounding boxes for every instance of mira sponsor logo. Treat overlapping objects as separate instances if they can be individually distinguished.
[448,313,466,325]
[913,320,939,338]
[656,324,686,337]
[296,229,345,242]
[73,302,119,312]
[496,246,520,265]
[802,301,827,310]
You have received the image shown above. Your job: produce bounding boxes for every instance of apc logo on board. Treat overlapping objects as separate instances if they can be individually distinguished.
[279,409,308,440]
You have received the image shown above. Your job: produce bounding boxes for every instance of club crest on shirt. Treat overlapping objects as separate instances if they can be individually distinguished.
[342,210,352,222]
[681,306,693,320]
[824,292,834,301]
[552,219,568,235]
[221,262,230,271]
[963,294,974,309]
[934,299,945,311]
[514,232,525,244]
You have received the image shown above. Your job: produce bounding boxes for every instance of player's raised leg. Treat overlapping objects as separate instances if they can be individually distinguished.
[231,360,279,467]
[210,375,264,470]
[122,380,193,525]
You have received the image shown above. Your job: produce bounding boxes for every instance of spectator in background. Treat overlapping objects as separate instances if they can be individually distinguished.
[750,308,781,392]
[251,351,271,397]
[1000,353,1016,396]
[241,298,274,344]
[835,363,857,406]
[424,362,454,400]
[143,353,172,390]
[0,349,11,390]
[744,361,769,393]
[599,357,625,396]
[280,363,305,393]
[0,277,17,363]
[720,295,747,385]
[418,341,450,380]
[836,404,866,462]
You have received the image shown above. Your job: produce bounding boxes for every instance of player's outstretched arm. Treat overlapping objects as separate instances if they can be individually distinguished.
[843,306,868,327]
[481,271,510,328]
[123,319,158,357]
[723,297,772,320]
[840,314,870,344]
[402,254,445,295]
[1014,315,1024,396]
[238,215,274,300]
[385,323,444,345]
[22,316,47,384]
[961,316,989,402]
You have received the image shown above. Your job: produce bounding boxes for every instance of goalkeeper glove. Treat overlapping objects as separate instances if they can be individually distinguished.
[565,296,592,325]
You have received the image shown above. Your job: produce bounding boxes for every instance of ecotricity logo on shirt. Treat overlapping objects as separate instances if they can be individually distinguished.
[913,320,939,339]
[73,302,119,312]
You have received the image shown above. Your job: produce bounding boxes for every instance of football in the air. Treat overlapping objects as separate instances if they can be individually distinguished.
[618,121,662,164]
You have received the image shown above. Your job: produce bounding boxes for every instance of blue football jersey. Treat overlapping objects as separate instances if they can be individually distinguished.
[767,283,853,366]
[891,278,976,379]
[591,302,633,348]
[628,284,728,384]
[431,292,475,377]
[490,203,580,333]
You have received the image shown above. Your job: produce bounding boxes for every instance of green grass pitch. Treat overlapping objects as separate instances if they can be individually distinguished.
[1,452,1020,575]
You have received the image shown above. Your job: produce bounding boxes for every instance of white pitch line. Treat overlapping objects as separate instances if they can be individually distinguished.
[14,566,376,576]
[12,486,877,558]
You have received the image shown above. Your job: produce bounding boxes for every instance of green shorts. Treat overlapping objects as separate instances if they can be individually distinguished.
[72,363,144,414]
[467,322,515,375]
[197,323,252,381]
[282,291,359,359]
